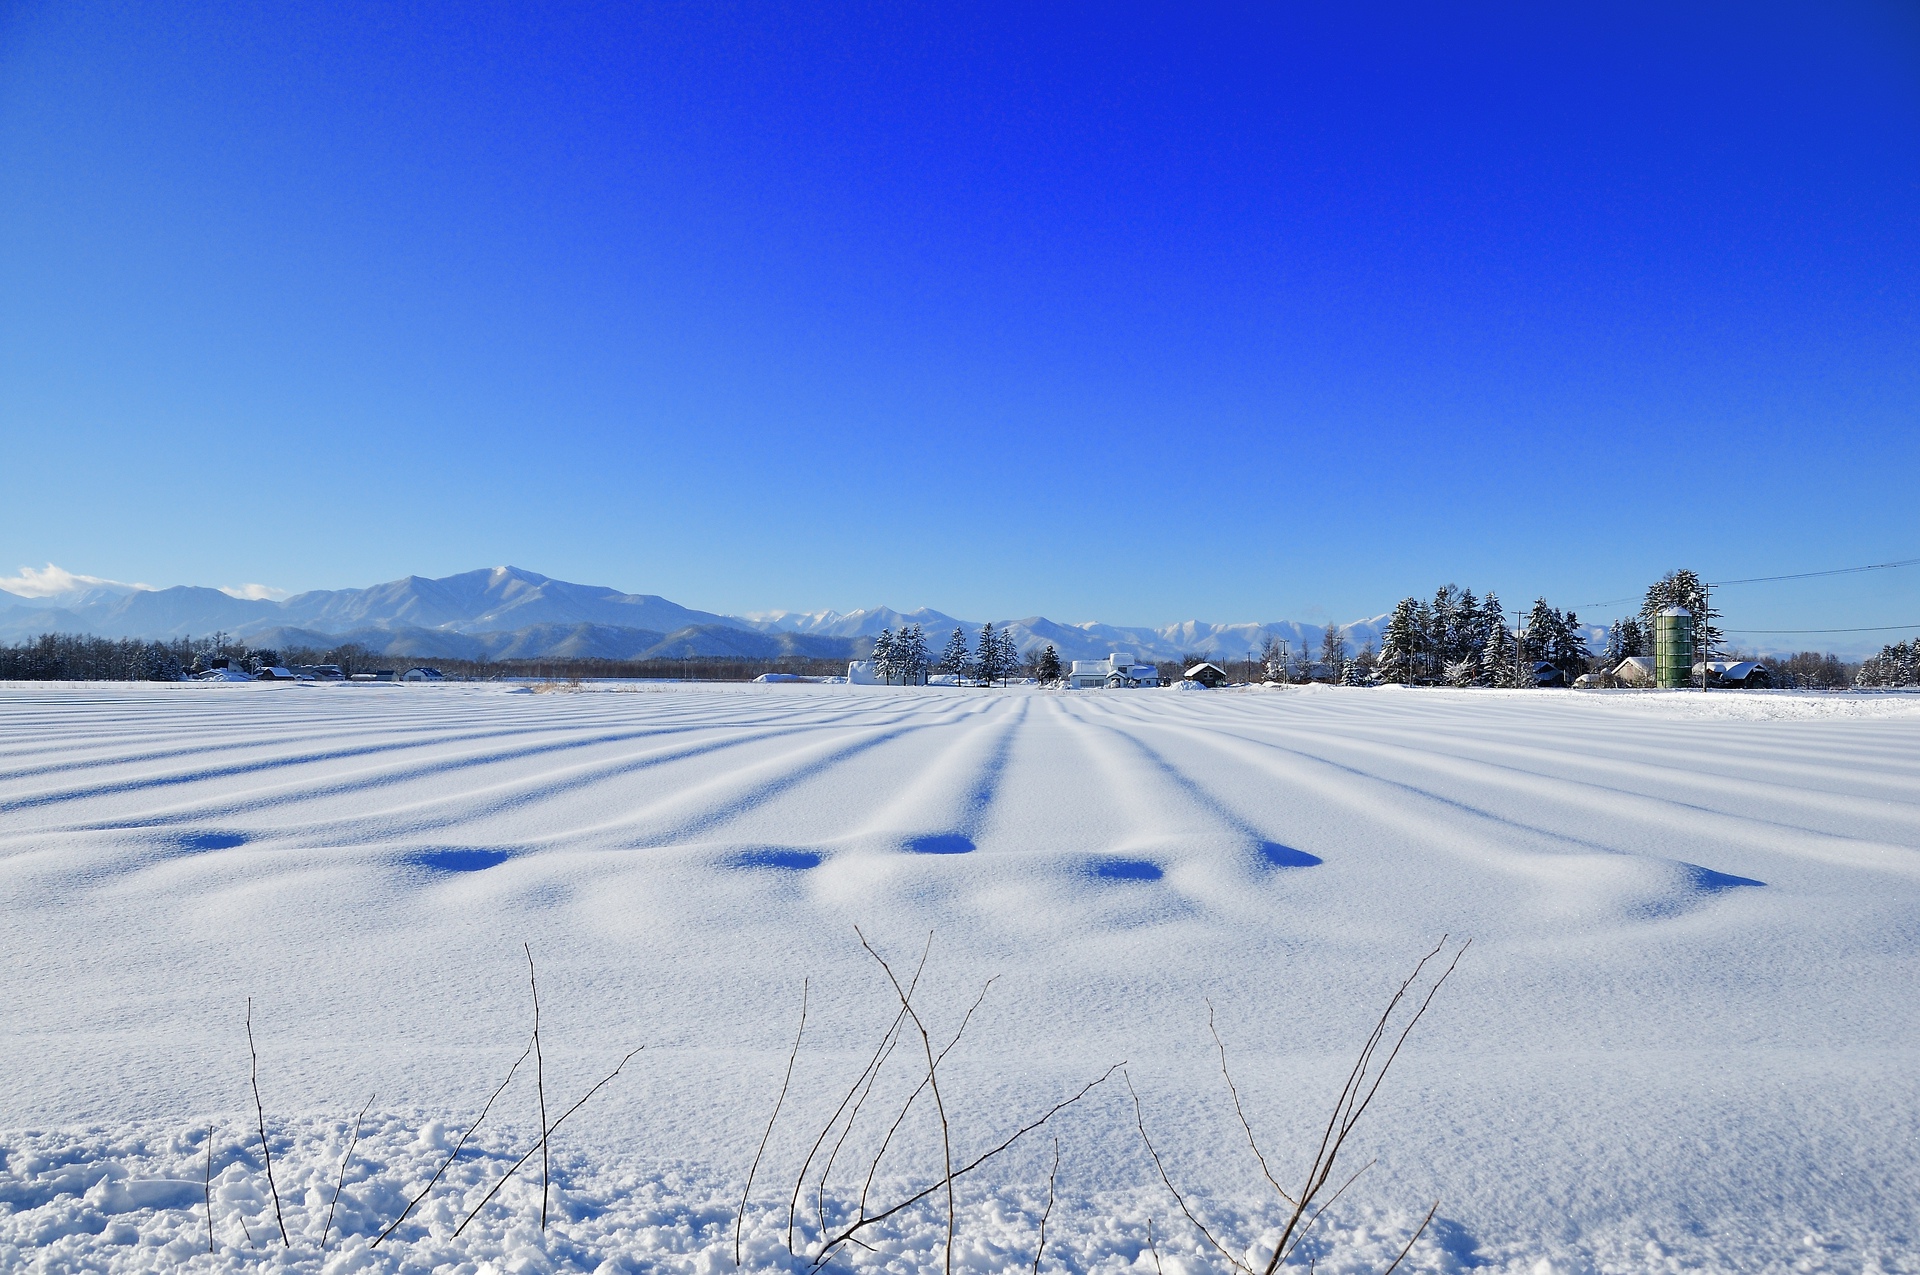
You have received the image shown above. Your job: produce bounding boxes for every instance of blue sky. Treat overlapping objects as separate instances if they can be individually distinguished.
[2,3,1916,636]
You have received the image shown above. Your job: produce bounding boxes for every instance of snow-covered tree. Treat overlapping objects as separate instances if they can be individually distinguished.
[1454,589,1483,668]
[871,629,895,682]
[1378,598,1421,685]
[1427,586,1460,678]
[1035,644,1062,683]
[891,624,929,685]
[1481,605,1521,686]
[1522,597,1561,666]
[1340,658,1364,686]
[974,622,1003,686]
[1604,616,1645,663]
[1640,569,1722,659]
[938,627,971,683]
[995,628,1020,682]
[1551,611,1591,680]
[1856,638,1919,688]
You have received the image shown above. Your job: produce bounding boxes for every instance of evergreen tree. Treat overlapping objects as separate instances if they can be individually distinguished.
[1378,598,1421,685]
[1522,597,1561,666]
[871,629,895,683]
[1035,644,1062,683]
[1481,605,1520,686]
[1604,616,1645,663]
[1856,637,1919,687]
[1454,590,1482,667]
[1428,585,1460,679]
[1551,611,1591,680]
[1340,658,1364,686]
[997,629,1020,681]
[1640,569,1723,659]
[975,622,1001,686]
[939,627,971,683]
[892,624,929,684]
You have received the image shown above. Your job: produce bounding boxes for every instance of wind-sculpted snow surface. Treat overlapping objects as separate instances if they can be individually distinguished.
[1,682,1917,1273]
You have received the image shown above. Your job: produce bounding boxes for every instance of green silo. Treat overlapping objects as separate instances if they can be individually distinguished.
[1655,607,1693,688]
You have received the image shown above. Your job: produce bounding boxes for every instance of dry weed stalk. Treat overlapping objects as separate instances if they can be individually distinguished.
[323,1093,375,1252]
[373,1037,532,1246]
[737,978,809,1265]
[452,1045,643,1237]
[763,930,1121,1271]
[858,930,961,1275]
[783,953,921,1252]
[527,944,551,1231]
[1032,1136,1059,1275]
[203,1124,214,1253]
[1130,936,1468,1275]
[245,998,290,1246]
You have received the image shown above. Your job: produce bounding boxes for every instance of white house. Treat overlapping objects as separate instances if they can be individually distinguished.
[1068,652,1164,689]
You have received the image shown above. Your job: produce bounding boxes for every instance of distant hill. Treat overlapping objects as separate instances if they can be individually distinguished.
[1,564,1384,663]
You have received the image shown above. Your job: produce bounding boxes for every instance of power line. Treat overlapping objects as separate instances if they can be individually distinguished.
[1575,553,1920,611]
[1714,556,1920,587]
[1722,623,1920,635]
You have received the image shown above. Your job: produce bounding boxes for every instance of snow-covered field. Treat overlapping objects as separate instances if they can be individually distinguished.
[2,681,1916,1274]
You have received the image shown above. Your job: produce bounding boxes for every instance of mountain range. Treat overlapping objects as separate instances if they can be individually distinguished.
[0,565,1387,664]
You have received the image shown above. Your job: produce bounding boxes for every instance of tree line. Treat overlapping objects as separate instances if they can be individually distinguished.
[1370,585,1591,687]
[0,632,254,682]
[1855,637,1919,688]
[0,632,852,683]
[869,623,1062,686]
[1363,568,1796,688]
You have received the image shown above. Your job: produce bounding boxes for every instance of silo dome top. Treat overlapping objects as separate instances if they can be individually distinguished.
[1659,607,1692,618]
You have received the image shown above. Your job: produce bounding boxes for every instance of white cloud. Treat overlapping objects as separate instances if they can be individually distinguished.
[0,564,153,599]
[219,583,291,601]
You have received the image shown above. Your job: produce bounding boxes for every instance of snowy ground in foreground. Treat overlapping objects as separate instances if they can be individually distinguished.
[1,681,1916,1274]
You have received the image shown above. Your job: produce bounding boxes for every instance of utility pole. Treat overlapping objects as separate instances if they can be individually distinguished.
[1701,579,1711,692]
[1515,608,1524,688]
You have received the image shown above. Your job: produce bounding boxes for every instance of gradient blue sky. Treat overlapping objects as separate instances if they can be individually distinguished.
[3,3,1917,635]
